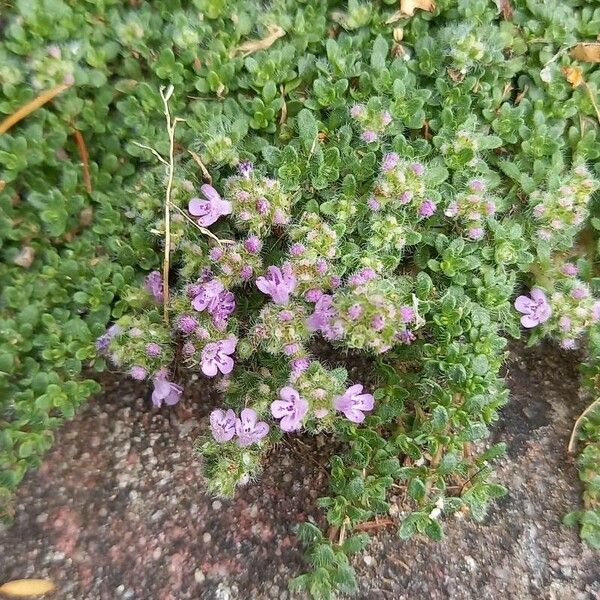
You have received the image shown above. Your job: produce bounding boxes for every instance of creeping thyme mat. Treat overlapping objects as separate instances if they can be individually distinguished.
[2,0,600,597]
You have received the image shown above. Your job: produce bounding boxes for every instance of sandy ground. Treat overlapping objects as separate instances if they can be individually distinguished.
[1,342,598,599]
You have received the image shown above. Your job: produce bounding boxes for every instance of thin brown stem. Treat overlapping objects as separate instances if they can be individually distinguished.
[568,397,600,454]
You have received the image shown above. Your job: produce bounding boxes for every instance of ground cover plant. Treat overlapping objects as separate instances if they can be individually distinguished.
[2,0,600,597]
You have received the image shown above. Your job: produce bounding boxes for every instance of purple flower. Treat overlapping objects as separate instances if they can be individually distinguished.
[350,104,366,118]
[273,209,288,225]
[241,264,254,281]
[290,242,305,256]
[561,263,578,277]
[145,271,164,303]
[367,197,381,211]
[192,279,225,312]
[399,190,413,205]
[411,162,425,176]
[130,366,147,380]
[188,184,232,227]
[210,247,224,262]
[201,336,237,377]
[334,384,375,424]
[151,372,183,407]
[256,264,296,304]
[256,197,270,215]
[397,329,416,344]
[209,409,237,442]
[290,358,310,379]
[348,267,377,287]
[381,153,399,172]
[469,179,485,192]
[177,314,198,333]
[371,315,385,331]
[95,324,121,352]
[400,306,415,322]
[571,286,589,300]
[560,338,576,350]
[315,259,328,275]
[128,327,143,338]
[514,288,552,328]
[305,288,323,303]
[271,387,309,432]
[236,408,269,446]
[279,310,294,322]
[381,110,392,126]
[182,341,196,356]
[307,294,336,331]
[331,276,341,288]
[244,236,262,254]
[212,290,236,328]
[283,343,300,356]
[418,199,436,218]
[468,227,484,240]
[238,161,254,178]
[146,342,161,357]
[361,130,378,143]
[445,202,459,217]
[559,316,572,332]
[348,304,362,320]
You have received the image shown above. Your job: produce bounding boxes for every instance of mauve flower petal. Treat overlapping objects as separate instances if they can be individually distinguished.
[253,421,269,439]
[255,277,271,295]
[197,212,220,227]
[354,393,374,411]
[201,184,221,202]
[271,400,291,419]
[188,198,208,216]
[346,384,363,397]
[530,288,547,303]
[240,408,257,426]
[219,336,237,354]
[279,386,299,403]
[346,409,366,424]
[520,314,539,328]
[216,198,233,215]
[210,409,225,428]
[202,360,219,377]
[537,304,552,323]
[280,414,302,432]
[514,296,534,313]
[218,355,234,374]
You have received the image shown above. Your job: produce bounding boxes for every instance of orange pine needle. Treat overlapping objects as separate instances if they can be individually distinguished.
[0,83,71,135]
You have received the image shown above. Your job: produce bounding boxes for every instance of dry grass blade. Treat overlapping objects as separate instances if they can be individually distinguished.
[0,83,71,135]
[0,579,56,597]
[188,149,212,184]
[233,24,285,57]
[568,397,600,454]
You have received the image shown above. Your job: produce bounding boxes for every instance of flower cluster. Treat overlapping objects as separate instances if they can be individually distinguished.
[444,179,497,240]
[529,164,598,248]
[210,407,269,446]
[250,301,310,357]
[370,154,438,218]
[548,282,600,349]
[287,213,342,294]
[223,164,291,234]
[207,238,263,288]
[271,363,375,432]
[309,270,417,353]
[350,103,393,143]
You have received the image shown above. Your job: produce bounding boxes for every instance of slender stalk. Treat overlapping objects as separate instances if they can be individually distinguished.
[568,397,600,454]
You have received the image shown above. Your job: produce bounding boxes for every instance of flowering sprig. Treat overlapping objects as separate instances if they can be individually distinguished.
[223,165,291,234]
[350,103,392,143]
[529,163,598,249]
[444,178,497,240]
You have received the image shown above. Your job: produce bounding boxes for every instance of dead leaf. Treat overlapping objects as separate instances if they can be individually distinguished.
[562,65,584,88]
[232,24,285,57]
[0,579,55,597]
[13,246,35,268]
[0,180,5,193]
[0,84,71,135]
[495,0,513,20]
[447,68,465,83]
[400,0,435,17]
[571,42,600,63]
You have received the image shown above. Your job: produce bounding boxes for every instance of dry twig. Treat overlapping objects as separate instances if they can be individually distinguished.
[568,397,600,454]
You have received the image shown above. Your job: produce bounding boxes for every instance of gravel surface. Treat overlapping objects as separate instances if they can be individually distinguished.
[1,342,599,599]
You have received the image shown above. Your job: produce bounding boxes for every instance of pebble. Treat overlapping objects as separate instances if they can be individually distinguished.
[194,569,206,583]
[203,532,212,543]
[212,500,222,511]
